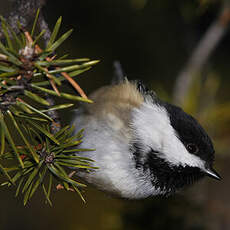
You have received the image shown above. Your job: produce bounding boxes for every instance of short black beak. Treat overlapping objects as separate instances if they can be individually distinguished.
[204,167,221,180]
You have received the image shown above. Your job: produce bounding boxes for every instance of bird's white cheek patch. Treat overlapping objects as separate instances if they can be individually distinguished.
[131,102,205,169]
[161,134,205,168]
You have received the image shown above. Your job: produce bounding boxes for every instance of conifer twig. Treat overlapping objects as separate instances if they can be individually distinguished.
[0,5,97,205]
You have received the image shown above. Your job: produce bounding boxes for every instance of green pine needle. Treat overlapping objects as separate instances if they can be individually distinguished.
[47,29,73,52]
[31,8,40,37]
[47,16,62,49]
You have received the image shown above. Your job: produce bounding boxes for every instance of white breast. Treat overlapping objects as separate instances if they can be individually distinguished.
[72,109,163,199]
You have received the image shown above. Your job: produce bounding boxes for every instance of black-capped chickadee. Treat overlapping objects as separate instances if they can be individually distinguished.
[73,78,221,199]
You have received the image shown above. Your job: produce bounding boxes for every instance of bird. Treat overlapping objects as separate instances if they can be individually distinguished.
[72,76,221,199]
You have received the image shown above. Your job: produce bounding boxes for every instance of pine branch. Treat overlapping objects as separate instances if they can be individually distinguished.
[0,6,98,205]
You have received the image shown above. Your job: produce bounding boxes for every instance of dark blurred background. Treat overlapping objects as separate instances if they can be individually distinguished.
[0,0,230,229]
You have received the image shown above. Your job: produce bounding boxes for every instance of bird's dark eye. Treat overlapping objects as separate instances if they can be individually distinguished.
[186,143,199,154]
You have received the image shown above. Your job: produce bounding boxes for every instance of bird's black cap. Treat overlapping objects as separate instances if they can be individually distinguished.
[163,102,215,166]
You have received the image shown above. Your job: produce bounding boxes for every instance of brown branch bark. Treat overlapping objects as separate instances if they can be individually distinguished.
[173,3,230,105]
[0,0,46,39]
